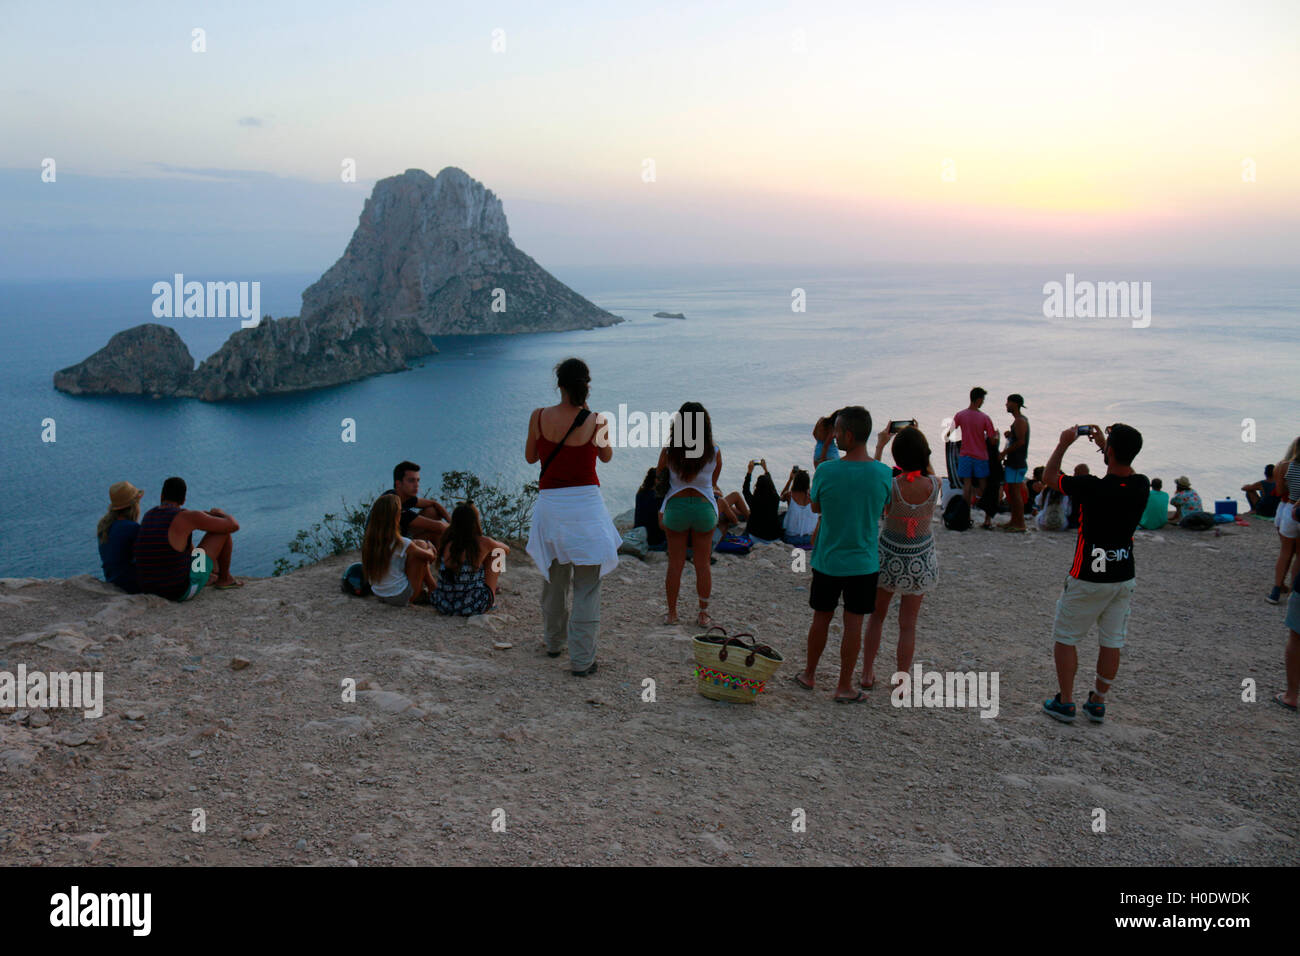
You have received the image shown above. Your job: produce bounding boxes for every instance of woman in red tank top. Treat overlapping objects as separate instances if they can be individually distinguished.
[524,358,621,677]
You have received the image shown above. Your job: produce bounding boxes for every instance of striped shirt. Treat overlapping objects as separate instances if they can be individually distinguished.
[1283,460,1300,502]
[135,505,190,600]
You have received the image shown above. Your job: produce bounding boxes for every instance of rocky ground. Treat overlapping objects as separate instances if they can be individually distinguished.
[1,515,1295,866]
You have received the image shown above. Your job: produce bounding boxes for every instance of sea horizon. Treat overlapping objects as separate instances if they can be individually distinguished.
[3,261,1295,580]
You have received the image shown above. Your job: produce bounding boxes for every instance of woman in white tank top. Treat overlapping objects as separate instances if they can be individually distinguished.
[655,402,720,627]
[780,467,817,546]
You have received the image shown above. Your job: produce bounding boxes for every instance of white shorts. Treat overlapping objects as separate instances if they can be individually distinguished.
[1275,501,1299,539]
[1052,577,1136,649]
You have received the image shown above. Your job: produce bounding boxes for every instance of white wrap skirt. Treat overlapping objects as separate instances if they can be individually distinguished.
[526,485,622,581]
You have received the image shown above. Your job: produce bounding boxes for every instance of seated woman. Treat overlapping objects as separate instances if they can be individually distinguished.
[634,467,667,550]
[714,488,750,530]
[742,459,782,541]
[1035,487,1069,531]
[780,467,817,547]
[362,494,438,606]
[98,481,144,593]
[433,500,509,616]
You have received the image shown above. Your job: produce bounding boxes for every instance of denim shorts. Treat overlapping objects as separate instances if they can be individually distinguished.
[1003,466,1027,484]
[957,455,990,480]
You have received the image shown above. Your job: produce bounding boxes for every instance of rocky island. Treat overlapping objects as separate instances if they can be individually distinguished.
[653,311,686,319]
[54,167,622,401]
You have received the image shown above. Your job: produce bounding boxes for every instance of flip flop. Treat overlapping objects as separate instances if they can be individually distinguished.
[833,690,869,704]
[859,677,876,690]
[791,673,814,690]
[1273,693,1297,712]
[213,580,244,590]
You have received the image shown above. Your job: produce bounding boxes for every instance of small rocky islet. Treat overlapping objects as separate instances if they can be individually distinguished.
[53,167,622,401]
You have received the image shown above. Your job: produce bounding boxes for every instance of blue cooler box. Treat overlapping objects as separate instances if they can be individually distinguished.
[1215,499,1237,517]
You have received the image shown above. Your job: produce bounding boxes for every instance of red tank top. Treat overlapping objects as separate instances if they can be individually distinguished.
[536,435,600,489]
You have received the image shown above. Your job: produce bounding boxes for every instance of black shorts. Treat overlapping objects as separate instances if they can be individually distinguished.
[809,569,878,615]
[398,508,422,535]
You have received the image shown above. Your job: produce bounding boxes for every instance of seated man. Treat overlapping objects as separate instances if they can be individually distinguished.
[135,476,241,600]
[1169,476,1205,524]
[1243,464,1280,518]
[382,460,450,547]
[1139,477,1170,530]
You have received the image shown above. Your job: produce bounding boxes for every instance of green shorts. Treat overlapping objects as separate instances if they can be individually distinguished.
[1052,576,1135,649]
[662,495,717,534]
[178,552,215,602]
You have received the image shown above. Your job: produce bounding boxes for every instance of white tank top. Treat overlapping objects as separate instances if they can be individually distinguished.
[783,498,817,536]
[661,447,719,515]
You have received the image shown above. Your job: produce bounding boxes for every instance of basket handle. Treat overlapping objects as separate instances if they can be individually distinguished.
[717,632,757,664]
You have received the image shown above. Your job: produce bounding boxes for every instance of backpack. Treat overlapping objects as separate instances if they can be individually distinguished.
[942,496,972,532]
[715,532,753,554]
[341,562,371,596]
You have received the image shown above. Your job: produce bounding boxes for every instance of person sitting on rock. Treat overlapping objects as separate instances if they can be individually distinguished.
[781,467,818,548]
[1169,476,1205,525]
[381,460,451,547]
[1243,464,1280,518]
[742,459,782,542]
[135,476,242,600]
[634,467,667,551]
[362,494,438,607]
[433,500,509,616]
[98,480,144,593]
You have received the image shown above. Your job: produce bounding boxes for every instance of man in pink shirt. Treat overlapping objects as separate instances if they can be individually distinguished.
[952,387,999,509]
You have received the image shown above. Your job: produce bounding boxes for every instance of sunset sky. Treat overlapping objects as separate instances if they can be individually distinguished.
[3,0,1297,276]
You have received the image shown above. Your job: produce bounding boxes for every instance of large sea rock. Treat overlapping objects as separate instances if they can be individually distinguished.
[53,324,195,397]
[53,167,621,401]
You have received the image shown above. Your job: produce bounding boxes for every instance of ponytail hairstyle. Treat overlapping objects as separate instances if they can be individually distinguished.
[555,357,590,406]
[362,495,402,585]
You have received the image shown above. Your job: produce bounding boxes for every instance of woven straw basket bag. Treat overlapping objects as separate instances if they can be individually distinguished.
[692,626,784,703]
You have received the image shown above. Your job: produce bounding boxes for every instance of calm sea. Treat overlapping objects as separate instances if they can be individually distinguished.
[1,263,1295,578]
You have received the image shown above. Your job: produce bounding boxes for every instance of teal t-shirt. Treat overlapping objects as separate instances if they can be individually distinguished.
[1139,489,1169,530]
[809,458,893,576]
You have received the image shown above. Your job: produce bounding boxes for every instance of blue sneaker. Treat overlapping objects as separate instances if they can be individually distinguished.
[1266,586,1281,605]
[1082,692,1106,723]
[1042,693,1076,723]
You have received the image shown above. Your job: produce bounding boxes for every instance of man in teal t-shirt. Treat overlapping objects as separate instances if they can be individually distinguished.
[794,405,892,703]
[1140,477,1170,530]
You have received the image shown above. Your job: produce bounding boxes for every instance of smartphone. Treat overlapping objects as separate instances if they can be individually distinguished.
[1077,425,1093,435]
[889,420,912,434]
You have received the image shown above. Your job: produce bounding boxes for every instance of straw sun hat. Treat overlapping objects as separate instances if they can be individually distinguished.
[109,481,145,509]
